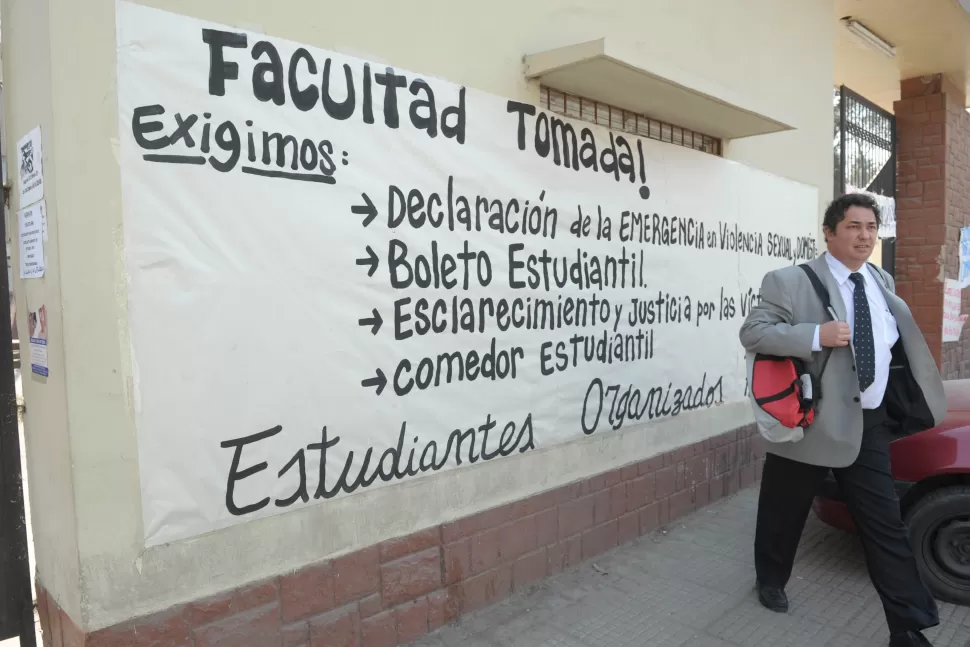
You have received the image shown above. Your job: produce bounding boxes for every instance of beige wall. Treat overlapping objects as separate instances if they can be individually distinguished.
[2,0,835,631]
[726,4,834,217]
[1,0,82,621]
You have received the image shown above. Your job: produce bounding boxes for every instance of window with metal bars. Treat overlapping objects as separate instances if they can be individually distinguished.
[539,86,722,157]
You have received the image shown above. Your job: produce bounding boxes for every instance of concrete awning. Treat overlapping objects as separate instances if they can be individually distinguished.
[523,38,797,140]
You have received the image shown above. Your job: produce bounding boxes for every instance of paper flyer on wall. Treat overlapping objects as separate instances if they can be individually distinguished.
[960,227,970,287]
[846,185,895,239]
[943,279,967,342]
[18,202,45,279]
[17,126,44,207]
[28,304,48,377]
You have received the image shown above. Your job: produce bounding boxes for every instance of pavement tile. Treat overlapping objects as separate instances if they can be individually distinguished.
[705,596,841,646]
[411,488,970,647]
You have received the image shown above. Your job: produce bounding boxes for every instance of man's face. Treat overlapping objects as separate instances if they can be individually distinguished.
[824,205,878,268]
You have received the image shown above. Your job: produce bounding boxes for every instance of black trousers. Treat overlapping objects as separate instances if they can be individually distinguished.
[754,408,939,635]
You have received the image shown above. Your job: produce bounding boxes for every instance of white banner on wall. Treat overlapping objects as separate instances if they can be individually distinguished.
[846,184,896,239]
[116,2,819,546]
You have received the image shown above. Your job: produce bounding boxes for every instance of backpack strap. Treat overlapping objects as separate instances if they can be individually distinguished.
[866,261,892,292]
[797,263,836,388]
[799,265,832,314]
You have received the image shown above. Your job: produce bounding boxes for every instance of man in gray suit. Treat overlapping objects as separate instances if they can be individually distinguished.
[740,193,946,647]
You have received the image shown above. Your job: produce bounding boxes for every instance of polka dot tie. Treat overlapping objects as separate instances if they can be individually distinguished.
[849,273,874,392]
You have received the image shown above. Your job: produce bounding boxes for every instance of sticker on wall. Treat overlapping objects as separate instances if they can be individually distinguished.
[17,126,44,207]
[943,279,968,342]
[28,304,48,377]
[18,202,45,279]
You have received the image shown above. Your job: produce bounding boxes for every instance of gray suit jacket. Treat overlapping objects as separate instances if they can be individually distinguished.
[739,253,946,468]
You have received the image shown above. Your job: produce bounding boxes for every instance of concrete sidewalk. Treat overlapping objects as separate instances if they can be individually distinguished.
[414,489,970,647]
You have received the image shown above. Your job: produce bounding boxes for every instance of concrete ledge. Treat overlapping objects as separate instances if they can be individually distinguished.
[523,38,796,140]
[36,424,765,647]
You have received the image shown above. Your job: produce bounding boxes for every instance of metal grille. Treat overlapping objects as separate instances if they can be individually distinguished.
[834,85,897,275]
[540,86,722,156]
[835,86,895,198]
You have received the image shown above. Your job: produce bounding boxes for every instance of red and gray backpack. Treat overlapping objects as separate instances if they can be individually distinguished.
[746,264,836,443]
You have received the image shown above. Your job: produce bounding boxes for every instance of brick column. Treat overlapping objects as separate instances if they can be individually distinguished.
[895,74,970,377]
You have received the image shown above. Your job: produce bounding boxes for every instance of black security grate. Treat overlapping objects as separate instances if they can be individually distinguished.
[835,85,896,276]
[540,86,722,156]
[835,86,895,198]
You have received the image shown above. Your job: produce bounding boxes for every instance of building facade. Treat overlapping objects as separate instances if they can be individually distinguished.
[1,1,968,646]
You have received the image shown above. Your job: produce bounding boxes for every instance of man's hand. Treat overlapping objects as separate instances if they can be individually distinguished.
[819,321,851,347]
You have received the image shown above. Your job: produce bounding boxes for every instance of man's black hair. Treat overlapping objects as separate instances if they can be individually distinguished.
[823,193,881,232]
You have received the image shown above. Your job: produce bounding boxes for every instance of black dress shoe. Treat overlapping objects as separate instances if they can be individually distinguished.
[755,580,788,613]
[889,631,932,646]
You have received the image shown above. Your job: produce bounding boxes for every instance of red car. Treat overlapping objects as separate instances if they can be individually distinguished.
[813,379,970,605]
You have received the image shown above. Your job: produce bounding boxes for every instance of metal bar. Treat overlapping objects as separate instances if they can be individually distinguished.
[883,238,896,278]
[843,85,893,121]
[890,111,897,197]
[0,134,35,647]
[536,85,723,156]
[844,117,893,150]
[839,85,847,196]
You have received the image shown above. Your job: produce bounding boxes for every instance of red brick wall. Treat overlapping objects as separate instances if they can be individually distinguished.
[36,424,763,647]
[895,73,970,377]
[943,85,970,379]
[895,78,947,366]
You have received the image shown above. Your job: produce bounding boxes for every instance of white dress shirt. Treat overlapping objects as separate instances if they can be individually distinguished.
[811,253,898,410]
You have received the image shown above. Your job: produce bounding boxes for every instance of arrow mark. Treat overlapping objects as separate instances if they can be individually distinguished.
[362,368,387,395]
[358,309,383,335]
[356,246,379,277]
[352,193,378,228]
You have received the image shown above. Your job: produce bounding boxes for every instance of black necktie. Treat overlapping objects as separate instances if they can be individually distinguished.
[849,273,875,392]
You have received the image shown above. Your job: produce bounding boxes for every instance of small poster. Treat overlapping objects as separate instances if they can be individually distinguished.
[28,304,48,377]
[943,279,968,342]
[17,127,44,207]
[18,202,45,278]
[960,227,970,287]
